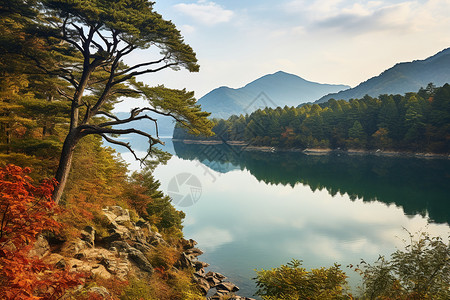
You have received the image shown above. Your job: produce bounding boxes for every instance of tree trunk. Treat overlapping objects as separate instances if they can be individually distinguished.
[53,63,93,203]
[52,130,81,204]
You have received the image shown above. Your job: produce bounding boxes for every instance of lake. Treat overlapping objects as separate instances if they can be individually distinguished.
[118,138,450,298]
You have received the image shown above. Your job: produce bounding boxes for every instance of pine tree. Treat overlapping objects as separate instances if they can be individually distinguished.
[15,0,215,203]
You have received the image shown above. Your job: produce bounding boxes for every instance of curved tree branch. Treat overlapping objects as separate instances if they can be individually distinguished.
[132,107,193,131]
[115,55,169,77]
[96,111,120,121]
[61,18,84,54]
[112,63,179,86]
[79,125,163,146]
[99,133,141,162]
[56,87,72,100]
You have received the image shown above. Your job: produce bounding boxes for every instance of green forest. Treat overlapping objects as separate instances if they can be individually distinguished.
[174,84,450,153]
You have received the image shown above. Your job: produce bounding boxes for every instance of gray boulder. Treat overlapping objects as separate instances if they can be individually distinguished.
[216,282,240,293]
[127,248,153,273]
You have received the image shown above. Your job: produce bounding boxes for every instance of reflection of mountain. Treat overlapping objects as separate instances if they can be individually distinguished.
[199,161,240,173]
[173,141,450,224]
[173,142,243,173]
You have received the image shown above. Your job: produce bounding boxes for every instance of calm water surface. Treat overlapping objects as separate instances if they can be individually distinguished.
[123,139,450,297]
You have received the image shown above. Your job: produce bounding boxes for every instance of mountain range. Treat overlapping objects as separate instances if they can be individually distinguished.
[315,48,450,103]
[109,47,450,143]
[197,71,350,118]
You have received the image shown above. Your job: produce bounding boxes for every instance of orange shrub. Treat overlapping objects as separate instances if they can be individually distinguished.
[0,165,83,299]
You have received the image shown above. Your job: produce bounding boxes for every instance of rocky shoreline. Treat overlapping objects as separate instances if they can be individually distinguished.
[31,206,254,299]
[172,139,450,159]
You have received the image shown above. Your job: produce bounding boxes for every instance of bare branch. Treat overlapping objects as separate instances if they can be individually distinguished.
[112,63,178,86]
[70,23,86,44]
[115,55,169,77]
[132,107,188,127]
[110,30,119,54]
[86,75,114,120]
[86,46,124,117]
[96,107,158,128]
[80,124,163,165]
[117,43,137,57]
[90,39,105,53]
[19,52,81,92]
[57,88,72,101]
[79,125,163,146]
[59,72,79,89]
[96,111,120,121]
[64,38,84,54]
[105,106,195,136]
[99,133,142,162]
[81,23,101,59]
[97,113,156,127]
[99,114,160,137]
[61,19,84,54]
[94,28,112,53]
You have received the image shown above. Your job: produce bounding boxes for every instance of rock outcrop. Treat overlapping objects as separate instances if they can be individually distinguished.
[32,205,254,299]
[177,239,255,299]
[38,206,155,282]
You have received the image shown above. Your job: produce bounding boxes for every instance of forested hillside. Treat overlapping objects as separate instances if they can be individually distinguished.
[0,0,212,299]
[175,84,450,153]
[315,48,450,103]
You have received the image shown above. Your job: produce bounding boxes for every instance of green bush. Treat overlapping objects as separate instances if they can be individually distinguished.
[120,277,155,300]
[256,232,450,300]
[254,259,350,300]
[355,231,449,299]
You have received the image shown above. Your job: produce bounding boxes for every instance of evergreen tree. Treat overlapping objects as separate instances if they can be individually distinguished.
[347,120,367,148]
[24,0,215,203]
[0,0,72,169]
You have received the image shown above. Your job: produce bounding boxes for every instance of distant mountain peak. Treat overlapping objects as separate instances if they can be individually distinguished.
[272,70,298,77]
[314,48,450,104]
[198,72,350,118]
[254,70,308,81]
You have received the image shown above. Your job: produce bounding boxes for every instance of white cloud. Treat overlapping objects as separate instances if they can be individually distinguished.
[174,1,234,25]
[283,0,450,35]
[284,0,344,17]
[180,24,196,34]
[315,2,417,34]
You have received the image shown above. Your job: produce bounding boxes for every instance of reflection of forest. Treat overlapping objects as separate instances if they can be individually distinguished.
[173,141,450,224]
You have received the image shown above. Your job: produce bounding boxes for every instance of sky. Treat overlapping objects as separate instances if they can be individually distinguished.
[125,0,450,102]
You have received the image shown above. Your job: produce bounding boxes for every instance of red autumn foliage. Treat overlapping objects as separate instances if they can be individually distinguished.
[0,164,83,299]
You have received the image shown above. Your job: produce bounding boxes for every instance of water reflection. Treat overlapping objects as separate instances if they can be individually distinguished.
[173,142,450,224]
[147,141,450,297]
